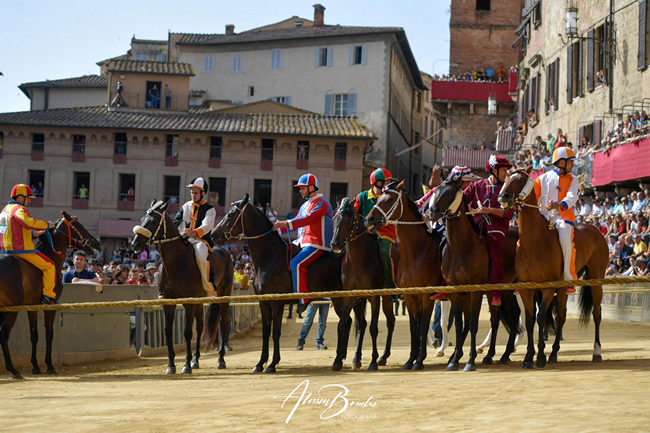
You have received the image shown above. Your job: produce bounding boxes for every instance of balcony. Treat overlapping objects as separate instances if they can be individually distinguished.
[592,137,650,186]
[443,147,493,170]
[260,161,273,171]
[334,160,346,171]
[430,80,514,104]
[31,151,44,161]
[165,156,178,167]
[72,198,89,209]
[30,197,43,207]
[117,200,135,211]
[114,154,127,164]
[296,159,308,170]
[71,152,85,162]
[208,157,221,168]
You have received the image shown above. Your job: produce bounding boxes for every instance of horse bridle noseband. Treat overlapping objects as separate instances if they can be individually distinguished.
[55,216,94,251]
[371,188,425,226]
[336,201,368,245]
[133,209,180,245]
[222,203,274,241]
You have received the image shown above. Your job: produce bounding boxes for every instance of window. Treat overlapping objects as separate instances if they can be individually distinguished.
[72,134,85,153]
[208,177,227,207]
[163,176,181,203]
[532,1,542,27]
[114,133,127,154]
[135,53,148,61]
[73,172,90,199]
[639,0,649,70]
[166,134,179,157]
[476,0,490,11]
[567,40,583,102]
[297,140,309,160]
[32,133,44,152]
[261,139,274,161]
[28,170,44,197]
[291,180,303,209]
[270,49,281,70]
[248,86,255,97]
[315,47,331,67]
[587,24,610,91]
[118,174,135,201]
[330,182,348,208]
[335,142,347,161]
[414,132,421,155]
[145,80,162,109]
[233,55,242,73]
[204,55,213,72]
[253,179,272,208]
[156,54,166,62]
[416,92,422,112]
[272,96,292,105]
[210,136,222,159]
[422,165,430,186]
[545,58,560,113]
[325,93,357,116]
[349,45,366,65]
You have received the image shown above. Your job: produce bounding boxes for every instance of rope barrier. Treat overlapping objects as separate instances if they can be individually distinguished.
[1,276,650,313]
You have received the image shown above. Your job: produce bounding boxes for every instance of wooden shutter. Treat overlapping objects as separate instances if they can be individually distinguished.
[640,0,648,70]
[587,28,595,91]
[577,40,584,96]
[593,120,602,146]
[554,58,560,109]
[567,44,574,102]
[545,64,551,113]
[579,125,585,147]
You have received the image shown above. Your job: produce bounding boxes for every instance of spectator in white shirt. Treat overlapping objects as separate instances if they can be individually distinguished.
[591,199,607,218]
[578,198,592,217]
[632,191,646,213]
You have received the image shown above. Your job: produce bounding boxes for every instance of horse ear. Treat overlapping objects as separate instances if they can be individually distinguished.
[242,193,249,205]
[151,199,157,208]
[160,200,169,211]
[396,180,405,192]
[60,211,71,221]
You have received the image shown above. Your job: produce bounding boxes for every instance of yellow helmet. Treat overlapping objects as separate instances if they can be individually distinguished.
[551,147,576,165]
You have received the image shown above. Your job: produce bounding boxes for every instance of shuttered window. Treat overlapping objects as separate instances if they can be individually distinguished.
[640,0,648,71]
[593,120,602,147]
[567,44,573,103]
[587,28,595,91]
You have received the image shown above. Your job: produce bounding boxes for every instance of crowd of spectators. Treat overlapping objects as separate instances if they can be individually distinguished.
[433,65,516,83]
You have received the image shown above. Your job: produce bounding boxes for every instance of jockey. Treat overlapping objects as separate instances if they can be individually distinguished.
[0,184,56,304]
[354,168,397,290]
[464,155,515,306]
[173,177,216,293]
[273,174,333,309]
[533,147,579,292]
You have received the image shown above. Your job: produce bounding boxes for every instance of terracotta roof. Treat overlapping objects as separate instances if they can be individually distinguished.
[96,53,130,66]
[0,106,375,139]
[19,75,108,98]
[173,33,221,44]
[104,60,195,76]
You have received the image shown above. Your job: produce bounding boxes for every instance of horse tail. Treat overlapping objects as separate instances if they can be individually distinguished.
[353,299,366,339]
[543,292,559,336]
[498,293,522,335]
[577,267,593,326]
[201,303,221,352]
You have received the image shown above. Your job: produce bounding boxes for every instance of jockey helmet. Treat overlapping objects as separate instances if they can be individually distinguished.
[295,173,319,190]
[551,147,576,165]
[370,168,393,186]
[448,165,481,183]
[186,177,209,192]
[11,184,35,199]
[485,155,512,172]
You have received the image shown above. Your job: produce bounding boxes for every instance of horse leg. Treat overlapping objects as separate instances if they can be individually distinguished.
[520,290,536,369]
[192,306,203,369]
[351,299,367,370]
[413,296,434,370]
[536,290,554,368]
[482,303,499,365]
[436,300,451,357]
[476,328,491,355]
[403,306,418,370]
[446,298,465,371]
[264,302,284,373]
[549,290,568,364]
[513,292,526,351]
[331,298,348,371]
[163,305,177,374]
[464,294,482,372]
[378,295,395,365]
[216,303,230,369]
[28,311,41,374]
[180,305,195,374]
[253,301,272,373]
[367,296,381,370]
[499,292,519,365]
[592,285,603,362]
[0,312,22,379]
[43,310,57,374]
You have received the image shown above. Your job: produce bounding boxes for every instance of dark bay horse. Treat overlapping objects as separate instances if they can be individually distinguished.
[366,180,441,370]
[428,176,521,371]
[131,200,233,374]
[330,198,396,371]
[498,169,609,367]
[212,194,343,373]
[0,212,100,378]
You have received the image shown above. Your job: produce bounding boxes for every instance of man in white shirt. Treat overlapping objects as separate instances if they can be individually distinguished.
[578,198,592,217]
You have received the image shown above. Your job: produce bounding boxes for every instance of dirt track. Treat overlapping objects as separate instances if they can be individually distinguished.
[2,305,650,432]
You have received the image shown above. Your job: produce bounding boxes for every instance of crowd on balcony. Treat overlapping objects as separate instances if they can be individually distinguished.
[433,65,517,83]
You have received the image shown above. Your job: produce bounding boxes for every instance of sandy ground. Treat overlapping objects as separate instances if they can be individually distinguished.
[2,304,650,432]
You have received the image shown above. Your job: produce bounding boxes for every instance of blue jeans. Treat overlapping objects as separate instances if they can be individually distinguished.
[431,302,442,340]
[299,303,329,344]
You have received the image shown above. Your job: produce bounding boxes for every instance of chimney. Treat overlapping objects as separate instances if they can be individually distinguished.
[313,4,325,28]
[225,24,235,35]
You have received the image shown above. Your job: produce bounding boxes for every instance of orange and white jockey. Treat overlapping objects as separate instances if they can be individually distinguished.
[0,184,56,304]
[533,147,579,291]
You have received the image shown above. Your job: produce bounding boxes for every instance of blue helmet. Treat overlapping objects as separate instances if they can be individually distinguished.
[295,173,319,190]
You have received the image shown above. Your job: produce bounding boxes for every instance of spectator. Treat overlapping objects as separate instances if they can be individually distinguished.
[148,245,160,263]
[78,183,88,200]
[111,265,129,285]
[296,300,330,350]
[233,263,249,291]
[89,258,109,284]
[63,251,100,283]
[632,234,647,258]
[164,84,172,109]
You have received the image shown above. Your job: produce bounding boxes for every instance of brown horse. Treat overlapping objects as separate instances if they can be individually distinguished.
[428,176,521,371]
[366,180,441,370]
[498,169,609,368]
[330,198,396,370]
[131,200,233,374]
[0,212,100,378]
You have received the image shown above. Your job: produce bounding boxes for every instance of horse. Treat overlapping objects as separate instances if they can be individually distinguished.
[330,197,396,370]
[498,169,609,367]
[211,193,343,373]
[0,211,100,379]
[365,180,441,370]
[130,200,233,374]
[428,176,521,371]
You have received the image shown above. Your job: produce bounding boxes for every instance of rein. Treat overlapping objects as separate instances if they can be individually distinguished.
[372,188,426,226]
[502,171,556,230]
[224,203,275,241]
[51,216,93,255]
[133,209,181,246]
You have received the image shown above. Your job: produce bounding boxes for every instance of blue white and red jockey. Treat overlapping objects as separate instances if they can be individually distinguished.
[273,173,333,307]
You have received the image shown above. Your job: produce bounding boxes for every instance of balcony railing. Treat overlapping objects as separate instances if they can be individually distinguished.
[442,147,493,169]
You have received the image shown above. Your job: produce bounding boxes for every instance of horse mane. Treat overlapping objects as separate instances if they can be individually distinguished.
[460,195,482,235]
[400,188,441,242]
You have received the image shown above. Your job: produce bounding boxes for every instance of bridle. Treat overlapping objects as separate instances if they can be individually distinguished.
[335,201,368,245]
[222,203,274,241]
[371,187,425,226]
[54,216,96,251]
[133,208,180,245]
[500,170,556,230]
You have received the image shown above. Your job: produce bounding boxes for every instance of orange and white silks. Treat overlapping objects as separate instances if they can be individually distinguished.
[533,169,579,280]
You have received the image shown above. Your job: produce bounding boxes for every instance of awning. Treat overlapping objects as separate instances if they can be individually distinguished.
[592,137,650,186]
[98,219,140,238]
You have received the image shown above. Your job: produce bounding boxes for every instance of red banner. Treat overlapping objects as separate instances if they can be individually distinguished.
[592,137,650,186]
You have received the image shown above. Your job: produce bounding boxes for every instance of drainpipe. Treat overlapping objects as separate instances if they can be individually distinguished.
[608,0,614,113]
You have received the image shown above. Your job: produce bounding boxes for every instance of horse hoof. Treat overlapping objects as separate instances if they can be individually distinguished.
[592,354,602,363]
[263,366,276,374]
[252,365,264,373]
[166,366,176,375]
[377,357,387,366]
[181,366,192,374]
[32,367,42,375]
[522,361,533,369]
[352,361,362,370]
[332,361,343,371]
[47,367,57,375]
[11,371,23,380]
[548,355,558,364]
[476,347,484,354]
[482,357,493,365]
[368,363,378,371]
[411,362,424,371]
[402,361,413,370]
[216,361,226,370]
[498,357,511,365]
[191,361,199,369]
[536,357,546,368]
[446,362,459,371]
[435,350,445,357]
[463,363,476,372]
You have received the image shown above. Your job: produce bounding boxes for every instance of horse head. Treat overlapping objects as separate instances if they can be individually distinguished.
[331,197,364,253]
[59,211,101,253]
[212,193,249,244]
[131,199,171,253]
[365,180,403,233]
[498,167,534,209]
[427,174,465,221]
